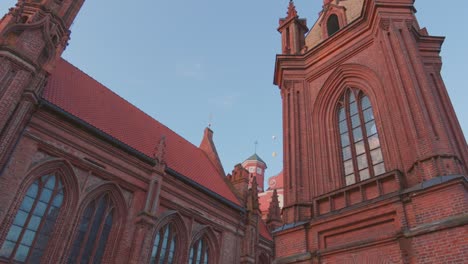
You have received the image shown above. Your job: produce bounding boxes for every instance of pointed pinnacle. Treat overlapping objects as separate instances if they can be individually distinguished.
[287,0,298,19]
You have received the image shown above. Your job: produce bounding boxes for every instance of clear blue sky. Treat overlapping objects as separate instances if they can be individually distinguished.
[1,1,466,185]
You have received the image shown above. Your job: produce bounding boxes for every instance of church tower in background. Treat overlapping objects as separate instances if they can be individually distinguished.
[242,153,267,192]
[273,0,467,263]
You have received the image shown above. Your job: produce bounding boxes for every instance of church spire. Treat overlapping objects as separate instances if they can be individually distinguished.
[286,0,298,19]
[266,189,282,231]
[199,127,225,176]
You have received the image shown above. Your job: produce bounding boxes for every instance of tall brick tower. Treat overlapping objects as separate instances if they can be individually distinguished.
[273,0,467,263]
[0,0,84,169]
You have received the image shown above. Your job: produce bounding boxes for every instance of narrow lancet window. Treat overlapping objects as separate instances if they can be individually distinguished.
[150,223,177,264]
[189,237,210,264]
[338,89,385,185]
[68,193,114,264]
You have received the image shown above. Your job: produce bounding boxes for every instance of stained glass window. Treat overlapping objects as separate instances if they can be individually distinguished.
[0,175,64,263]
[338,89,385,185]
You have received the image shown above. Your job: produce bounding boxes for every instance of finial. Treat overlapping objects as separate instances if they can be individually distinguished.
[208,113,213,128]
[153,135,166,165]
[287,0,298,19]
[254,140,258,154]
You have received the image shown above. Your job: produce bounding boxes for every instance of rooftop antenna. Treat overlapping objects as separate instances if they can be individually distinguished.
[208,113,213,128]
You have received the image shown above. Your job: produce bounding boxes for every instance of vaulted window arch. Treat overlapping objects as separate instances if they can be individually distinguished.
[150,222,177,264]
[338,88,385,185]
[189,236,210,264]
[0,174,64,263]
[149,211,187,264]
[67,193,115,264]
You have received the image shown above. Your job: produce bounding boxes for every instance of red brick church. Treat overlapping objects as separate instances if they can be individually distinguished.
[0,0,276,263]
[0,0,467,264]
[273,0,467,263]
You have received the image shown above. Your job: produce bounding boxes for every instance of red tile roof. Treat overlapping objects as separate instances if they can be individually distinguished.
[43,58,240,206]
[259,219,273,241]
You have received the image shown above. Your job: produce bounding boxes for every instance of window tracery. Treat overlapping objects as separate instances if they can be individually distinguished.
[0,174,64,263]
[150,223,177,264]
[338,89,385,185]
[189,237,210,264]
[67,193,114,264]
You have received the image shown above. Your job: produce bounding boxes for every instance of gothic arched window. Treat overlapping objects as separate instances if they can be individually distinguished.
[0,175,64,263]
[338,89,385,185]
[189,237,210,264]
[150,223,177,264]
[327,14,340,36]
[67,193,114,264]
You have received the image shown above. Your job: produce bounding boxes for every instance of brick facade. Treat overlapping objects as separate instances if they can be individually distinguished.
[273,0,467,263]
[0,1,273,263]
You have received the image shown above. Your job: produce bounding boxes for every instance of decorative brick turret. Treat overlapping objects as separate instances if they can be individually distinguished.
[227,164,250,204]
[277,1,308,55]
[0,0,84,171]
[241,176,260,264]
[0,0,85,71]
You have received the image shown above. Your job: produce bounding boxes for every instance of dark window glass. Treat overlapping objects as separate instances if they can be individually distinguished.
[189,237,210,264]
[150,223,177,264]
[337,90,385,185]
[0,175,64,263]
[327,14,340,36]
[67,193,114,264]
